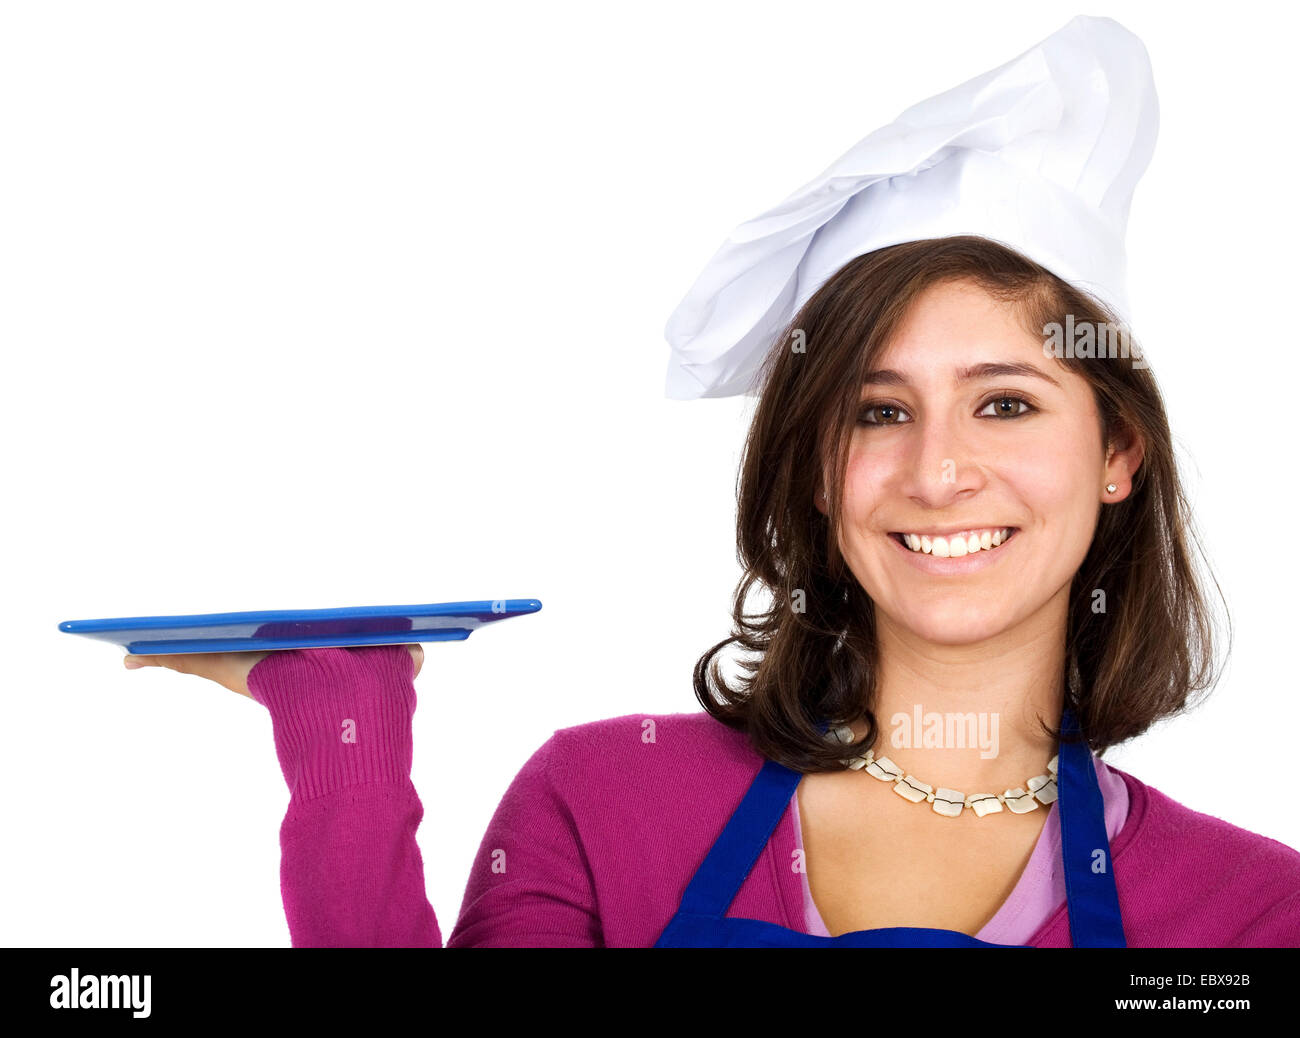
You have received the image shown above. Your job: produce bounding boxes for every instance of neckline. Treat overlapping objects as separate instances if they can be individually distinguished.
[787,754,1136,940]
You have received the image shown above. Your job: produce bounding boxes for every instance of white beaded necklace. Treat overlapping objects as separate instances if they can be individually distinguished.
[827,724,1058,818]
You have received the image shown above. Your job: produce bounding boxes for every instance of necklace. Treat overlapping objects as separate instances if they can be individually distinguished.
[827,724,1058,818]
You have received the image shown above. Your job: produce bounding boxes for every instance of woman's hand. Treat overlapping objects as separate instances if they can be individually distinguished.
[122,643,425,698]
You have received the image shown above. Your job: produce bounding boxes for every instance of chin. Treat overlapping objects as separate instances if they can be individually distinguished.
[889,608,1017,646]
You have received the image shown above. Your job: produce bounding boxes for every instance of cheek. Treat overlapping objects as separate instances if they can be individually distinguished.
[841,446,889,520]
[1010,440,1103,548]
[833,453,875,562]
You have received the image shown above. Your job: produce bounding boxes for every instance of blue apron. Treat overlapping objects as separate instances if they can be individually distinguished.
[654,705,1124,947]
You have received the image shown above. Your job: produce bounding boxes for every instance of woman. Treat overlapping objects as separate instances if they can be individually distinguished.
[124,234,1300,946]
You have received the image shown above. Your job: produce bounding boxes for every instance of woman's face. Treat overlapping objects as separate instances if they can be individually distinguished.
[820,278,1140,648]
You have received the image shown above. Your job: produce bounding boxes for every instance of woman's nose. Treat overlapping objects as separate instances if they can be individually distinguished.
[902,415,984,506]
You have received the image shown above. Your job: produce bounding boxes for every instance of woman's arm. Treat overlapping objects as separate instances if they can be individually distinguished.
[247,644,602,947]
[248,645,440,947]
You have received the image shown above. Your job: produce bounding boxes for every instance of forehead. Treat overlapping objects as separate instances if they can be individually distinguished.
[874,279,1037,367]
[868,278,1075,389]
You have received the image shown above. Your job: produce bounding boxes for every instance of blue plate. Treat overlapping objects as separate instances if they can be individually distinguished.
[58,599,543,655]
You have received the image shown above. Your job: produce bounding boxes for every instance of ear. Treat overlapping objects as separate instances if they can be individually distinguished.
[1103,423,1145,502]
[814,485,828,516]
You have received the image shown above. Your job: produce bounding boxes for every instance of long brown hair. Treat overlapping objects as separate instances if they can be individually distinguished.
[693,235,1226,771]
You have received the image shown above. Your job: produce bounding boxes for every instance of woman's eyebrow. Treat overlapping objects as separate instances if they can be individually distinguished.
[862,362,1061,388]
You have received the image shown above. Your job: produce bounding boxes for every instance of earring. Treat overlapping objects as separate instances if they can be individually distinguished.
[1105,483,1118,494]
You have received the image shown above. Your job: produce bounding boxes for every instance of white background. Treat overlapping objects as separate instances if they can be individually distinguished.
[2,1,1295,946]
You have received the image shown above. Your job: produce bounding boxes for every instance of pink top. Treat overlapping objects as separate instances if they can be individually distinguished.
[789,756,1130,943]
[246,644,1300,947]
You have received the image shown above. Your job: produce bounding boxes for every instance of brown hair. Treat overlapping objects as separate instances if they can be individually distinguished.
[693,235,1226,771]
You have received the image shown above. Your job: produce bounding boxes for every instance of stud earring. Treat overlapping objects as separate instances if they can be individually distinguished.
[1105,483,1118,494]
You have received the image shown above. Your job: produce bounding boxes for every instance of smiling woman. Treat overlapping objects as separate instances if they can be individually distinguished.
[676,234,1262,941]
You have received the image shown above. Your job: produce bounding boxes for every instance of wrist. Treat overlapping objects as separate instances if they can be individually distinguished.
[248,645,417,802]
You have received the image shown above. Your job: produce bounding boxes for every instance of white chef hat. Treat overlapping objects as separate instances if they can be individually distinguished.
[663,14,1159,400]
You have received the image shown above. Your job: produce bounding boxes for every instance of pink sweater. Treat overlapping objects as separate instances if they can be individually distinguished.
[247,644,1300,947]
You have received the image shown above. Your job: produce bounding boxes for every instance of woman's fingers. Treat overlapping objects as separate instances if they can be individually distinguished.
[123,652,206,674]
[123,643,424,696]
[123,650,271,698]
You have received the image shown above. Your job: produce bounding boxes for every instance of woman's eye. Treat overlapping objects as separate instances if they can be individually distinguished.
[858,403,911,425]
[977,396,1033,418]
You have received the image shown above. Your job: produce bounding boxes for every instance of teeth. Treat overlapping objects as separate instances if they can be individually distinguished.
[895,528,1012,556]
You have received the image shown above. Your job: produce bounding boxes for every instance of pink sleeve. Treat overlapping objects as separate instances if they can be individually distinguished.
[247,645,441,947]
[247,644,603,947]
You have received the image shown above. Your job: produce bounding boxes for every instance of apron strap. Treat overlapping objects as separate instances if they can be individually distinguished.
[1057,704,1127,947]
[677,754,804,918]
[677,719,834,918]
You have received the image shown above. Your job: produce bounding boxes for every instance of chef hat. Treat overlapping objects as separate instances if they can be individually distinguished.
[663,14,1159,400]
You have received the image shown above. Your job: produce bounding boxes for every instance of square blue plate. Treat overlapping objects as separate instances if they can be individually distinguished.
[59,599,542,654]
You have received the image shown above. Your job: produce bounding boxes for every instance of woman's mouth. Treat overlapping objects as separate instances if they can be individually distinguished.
[888,527,1018,557]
